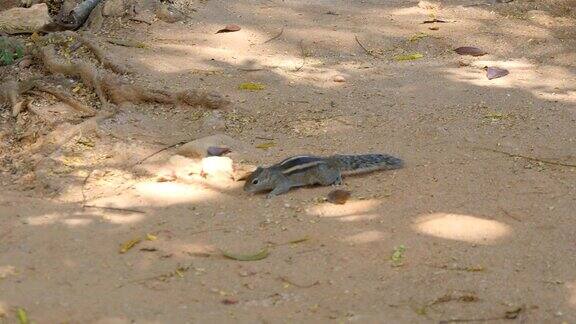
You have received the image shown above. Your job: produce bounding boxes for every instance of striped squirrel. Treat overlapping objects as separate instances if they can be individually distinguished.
[244,154,403,198]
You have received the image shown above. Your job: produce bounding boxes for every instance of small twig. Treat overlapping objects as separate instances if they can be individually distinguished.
[278,276,319,288]
[262,27,284,44]
[83,205,145,213]
[238,68,264,72]
[499,207,521,222]
[133,140,190,166]
[186,228,229,236]
[255,136,275,140]
[439,317,503,324]
[294,39,306,72]
[354,35,379,58]
[473,147,576,168]
[81,169,93,207]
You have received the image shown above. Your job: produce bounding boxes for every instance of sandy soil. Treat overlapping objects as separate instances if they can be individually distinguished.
[1,0,576,323]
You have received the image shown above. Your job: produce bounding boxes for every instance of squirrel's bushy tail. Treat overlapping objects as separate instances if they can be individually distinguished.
[332,154,403,175]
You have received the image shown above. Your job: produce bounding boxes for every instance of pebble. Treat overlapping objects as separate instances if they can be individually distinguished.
[333,75,346,82]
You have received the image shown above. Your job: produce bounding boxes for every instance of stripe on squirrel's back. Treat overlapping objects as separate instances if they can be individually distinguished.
[279,156,323,170]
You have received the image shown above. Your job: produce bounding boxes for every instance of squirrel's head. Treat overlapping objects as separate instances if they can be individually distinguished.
[243,167,275,193]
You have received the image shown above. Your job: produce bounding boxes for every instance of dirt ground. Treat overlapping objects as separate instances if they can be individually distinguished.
[1,0,576,323]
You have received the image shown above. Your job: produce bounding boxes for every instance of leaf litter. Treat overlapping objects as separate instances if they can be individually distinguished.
[454,46,487,56]
[486,66,509,80]
[391,245,406,267]
[216,24,241,33]
[119,238,141,253]
[239,82,265,90]
[394,53,424,61]
[222,248,270,261]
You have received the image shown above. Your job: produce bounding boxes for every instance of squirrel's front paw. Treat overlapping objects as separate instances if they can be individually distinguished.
[266,193,276,199]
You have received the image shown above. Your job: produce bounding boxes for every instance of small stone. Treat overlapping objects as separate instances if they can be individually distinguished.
[333,75,346,82]
[0,4,51,34]
[327,189,351,204]
[18,57,33,69]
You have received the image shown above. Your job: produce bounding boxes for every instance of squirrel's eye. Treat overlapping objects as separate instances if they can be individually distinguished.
[252,179,259,185]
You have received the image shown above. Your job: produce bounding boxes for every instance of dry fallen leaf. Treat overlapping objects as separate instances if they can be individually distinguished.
[409,32,428,42]
[327,189,351,204]
[454,46,487,56]
[486,66,509,80]
[394,53,424,61]
[391,245,406,267]
[221,298,239,305]
[222,248,269,261]
[146,233,157,241]
[216,24,241,33]
[239,82,265,90]
[255,142,275,149]
[119,238,141,253]
[289,237,310,244]
[207,146,230,156]
[17,308,28,324]
[422,18,448,23]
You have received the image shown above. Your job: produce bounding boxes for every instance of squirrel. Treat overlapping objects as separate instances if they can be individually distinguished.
[243,154,403,198]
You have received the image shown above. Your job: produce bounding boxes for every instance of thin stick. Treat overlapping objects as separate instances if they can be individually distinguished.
[83,205,145,213]
[355,35,379,58]
[294,39,306,72]
[474,147,576,168]
[81,169,93,206]
[439,317,503,324]
[263,27,284,44]
[499,207,521,222]
[133,140,190,166]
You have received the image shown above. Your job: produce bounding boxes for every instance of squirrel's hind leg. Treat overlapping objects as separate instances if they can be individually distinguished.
[315,165,342,186]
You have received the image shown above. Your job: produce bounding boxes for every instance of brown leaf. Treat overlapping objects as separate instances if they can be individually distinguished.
[505,307,523,319]
[216,24,241,33]
[486,66,509,80]
[222,298,239,305]
[327,189,351,204]
[454,46,487,57]
[207,146,230,156]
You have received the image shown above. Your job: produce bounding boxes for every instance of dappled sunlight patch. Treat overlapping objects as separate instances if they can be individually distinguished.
[0,265,17,279]
[444,59,576,103]
[97,212,146,225]
[61,218,93,227]
[134,181,220,205]
[26,213,61,226]
[339,213,381,222]
[343,230,386,244]
[413,213,511,244]
[568,281,576,307]
[306,199,381,219]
